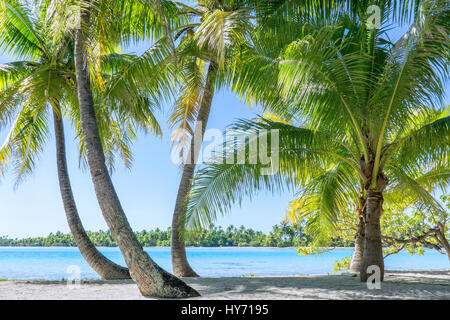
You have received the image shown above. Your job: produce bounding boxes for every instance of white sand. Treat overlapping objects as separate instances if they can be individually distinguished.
[0,270,448,300]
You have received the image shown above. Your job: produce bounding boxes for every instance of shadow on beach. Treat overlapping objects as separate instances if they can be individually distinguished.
[2,271,448,300]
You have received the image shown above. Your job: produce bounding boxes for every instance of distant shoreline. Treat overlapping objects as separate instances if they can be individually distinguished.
[0,224,355,248]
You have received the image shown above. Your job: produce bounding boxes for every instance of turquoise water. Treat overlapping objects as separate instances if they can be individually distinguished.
[0,247,448,280]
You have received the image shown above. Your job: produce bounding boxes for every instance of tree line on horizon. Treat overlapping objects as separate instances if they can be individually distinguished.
[1,223,350,248]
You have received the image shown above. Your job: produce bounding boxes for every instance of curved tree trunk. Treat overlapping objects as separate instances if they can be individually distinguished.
[52,107,130,280]
[360,190,385,282]
[171,62,217,277]
[74,19,199,297]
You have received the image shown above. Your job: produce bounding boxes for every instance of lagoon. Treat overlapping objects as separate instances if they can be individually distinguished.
[0,247,448,280]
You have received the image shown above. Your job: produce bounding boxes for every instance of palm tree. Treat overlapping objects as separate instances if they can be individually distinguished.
[63,0,199,297]
[185,0,449,282]
[166,0,433,277]
[161,0,255,277]
[285,178,367,273]
[166,0,351,277]
[0,0,139,279]
[246,0,448,282]
[284,141,448,273]
[55,0,421,281]
[165,0,381,277]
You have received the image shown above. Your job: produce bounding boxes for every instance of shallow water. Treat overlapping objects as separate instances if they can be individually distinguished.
[0,247,448,280]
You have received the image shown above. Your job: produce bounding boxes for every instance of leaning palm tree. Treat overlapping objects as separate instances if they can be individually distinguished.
[161,0,255,277]
[185,0,449,282]
[167,0,371,278]
[49,0,199,297]
[0,0,145,279]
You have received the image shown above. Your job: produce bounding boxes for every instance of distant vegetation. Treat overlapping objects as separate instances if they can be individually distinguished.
[0,223,353,248]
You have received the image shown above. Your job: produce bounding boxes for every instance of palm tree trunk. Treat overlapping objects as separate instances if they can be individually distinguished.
[360,190,384,282]
[349,196,365,274]
[52,107,130,280]
[74,21,199,297]
[349,214,365,274]
[171,161,200,277]
[171,62,217,277]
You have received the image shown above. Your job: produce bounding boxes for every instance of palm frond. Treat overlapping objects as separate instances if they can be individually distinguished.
[193,7,253,67]
[0,0,47,59]
[286,162,359,244]
[386,163,445,213]
[169,57,206,162]
[0,102,50,185]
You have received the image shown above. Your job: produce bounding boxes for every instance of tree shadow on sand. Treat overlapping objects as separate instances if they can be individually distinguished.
[182,273,450,300]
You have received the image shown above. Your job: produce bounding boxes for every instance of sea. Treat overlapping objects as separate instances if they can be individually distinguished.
[0,247,448,280]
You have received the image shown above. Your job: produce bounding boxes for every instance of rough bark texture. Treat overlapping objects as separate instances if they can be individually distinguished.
[360,190,385,282]
[74,21,199,297]
[171,62,217,277]
[349,209,365,274]
[53,108,130,280]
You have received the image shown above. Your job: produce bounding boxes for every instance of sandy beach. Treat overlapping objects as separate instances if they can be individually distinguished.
[0,270,448,300]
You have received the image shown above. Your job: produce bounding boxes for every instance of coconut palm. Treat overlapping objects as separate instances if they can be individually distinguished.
[165,0,377,278]
[284,136,449,273]
[159,0,257,277]
[0,0,150,279]
[185,0,449,282]
[275,1,449,282]
[165,0,430,277]
[57,0,422,281]
[50,0,200,297]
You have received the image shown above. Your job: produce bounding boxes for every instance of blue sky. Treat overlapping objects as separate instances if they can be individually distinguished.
[0,82,295,238]
[0,23,449,238]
